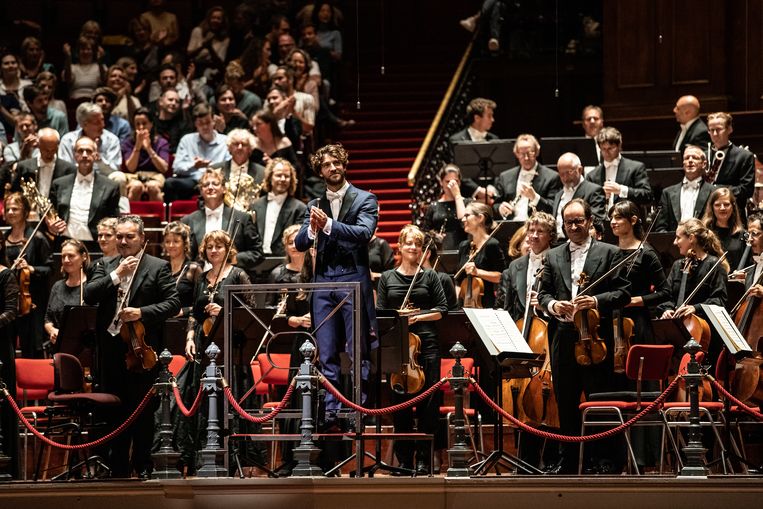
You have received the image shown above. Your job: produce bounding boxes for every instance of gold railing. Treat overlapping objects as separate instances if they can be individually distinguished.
[407,38,475,187]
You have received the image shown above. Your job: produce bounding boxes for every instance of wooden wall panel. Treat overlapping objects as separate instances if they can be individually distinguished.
[615,0,657,88]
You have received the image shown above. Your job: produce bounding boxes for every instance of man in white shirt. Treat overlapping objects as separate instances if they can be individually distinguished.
[672,95,711,154]
[449,97,498,203]
[12,128,76,197]
[654,145,715,232]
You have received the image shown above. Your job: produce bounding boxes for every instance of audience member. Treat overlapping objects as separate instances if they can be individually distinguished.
[34,71,67,115]
[271,66,316,135]
[139,0,180,48]
[18,36,54,80]
[106,65,142,121]
[312,2,343,61]
[186,5,229,77]
[23,85,68,138]
[1,52,31,140]
[251,109,298,167]
[223,61,262,118]
[62,36,104,100]
[93,87,131,143]
[151,89,190,152]
[121,107,170,201]
[212,84,250,134]
[2,113,39,164]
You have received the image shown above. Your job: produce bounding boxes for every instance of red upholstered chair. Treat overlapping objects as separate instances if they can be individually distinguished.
[15,358,55,479]
[129,201,166,226]
[578,344,675,475]
[168,355,186,377]
[439,357,484,463]
[168,199,200,221]
[254,353,292,469]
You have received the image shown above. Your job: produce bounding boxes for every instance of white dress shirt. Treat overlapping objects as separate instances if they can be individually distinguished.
[604,155,628,208]
[675,117,698,152]
[65,171,95,241]
[547,238,592,321]
[556,178,583,237]
[467,126,488,142]
[526,248,548,295]
[680,177,702,221]
[205,204,224,233]
[513,166,538,221]
[262,192,287,254]
[753,255,763,286]
[37,155,57,198]
[309,181,350,239]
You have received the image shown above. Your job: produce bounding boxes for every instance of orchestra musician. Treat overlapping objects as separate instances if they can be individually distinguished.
[705,112,755,216]
[181,229,250,475]
[422,164,470,251]
[294,143,379,433]
[701,187,748,271]
[3,192,52,358]
[449,97,498,202]
[376,225,448,475]
[6,127,75,196]
[506,225,529,262]
[84,215,180,478]
[43,239,89,350]
[537,198,630,474]
[739,213,763,292]
[0,231,20,479]
[657,218,729,362]
[455,201,507,308]
[493,134,562,221]
[163,221,202,317]
[96,217,119,258]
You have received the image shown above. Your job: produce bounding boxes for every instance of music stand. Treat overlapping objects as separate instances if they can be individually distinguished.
[462,308,543,475]
[647,167,683,203]
[538,137,598,167]
[651,318,695,351]
[454,140,516,203]
[57,305,98,383]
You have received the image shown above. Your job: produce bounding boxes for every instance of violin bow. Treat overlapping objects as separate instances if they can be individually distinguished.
[10,203,53,271]
[681,251,729,307]
[625,205,662,277]
[454,221,504,279]
[578,247,641,297]
[729,259,763,315]
[114,241,149,327]
[208,219,242,302]
[398,236,435,312]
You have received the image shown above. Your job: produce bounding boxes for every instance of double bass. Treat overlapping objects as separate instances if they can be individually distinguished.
[730,269,763,403]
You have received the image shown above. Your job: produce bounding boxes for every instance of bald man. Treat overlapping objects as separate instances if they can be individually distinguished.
[10,127,76,197]
[672,95,711,153]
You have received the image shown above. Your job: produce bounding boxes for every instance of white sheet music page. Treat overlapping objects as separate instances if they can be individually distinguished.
[464,308,534,355]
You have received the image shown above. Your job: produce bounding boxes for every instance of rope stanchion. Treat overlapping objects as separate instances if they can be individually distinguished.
[471,376,681,443]
[2,387,155,450]
[319,374,446,415]
[173,383,204,418]
[224,381,296,424]
[710,379,763,420]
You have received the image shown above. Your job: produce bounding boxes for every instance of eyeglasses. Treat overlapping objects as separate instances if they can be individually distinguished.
[749,230,763,238]
[563,218,587,228]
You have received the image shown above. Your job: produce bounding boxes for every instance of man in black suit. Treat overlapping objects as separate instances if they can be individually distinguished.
[537,198,630,474]
[653,145,715,232]
[251,158,306,256]
[493,134,562,220]
[84,215,180,478]
[448,97,498,202]
[10,127,76,196]
[47,136,120,251]
[586,127,652,209]
[181,167,264,277]
[705,112,755,211]
[536,153,606,240]
[672,95,711,153]
[210,128,266,210]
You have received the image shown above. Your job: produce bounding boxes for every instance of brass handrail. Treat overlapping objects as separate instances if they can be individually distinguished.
[407,38,475,187]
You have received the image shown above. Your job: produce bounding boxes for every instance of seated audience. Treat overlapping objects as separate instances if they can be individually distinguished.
[121,107,170,201]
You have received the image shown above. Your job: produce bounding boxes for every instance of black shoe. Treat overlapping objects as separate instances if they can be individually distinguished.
[390,463,414,477]
[416,461,430,476]
[138,469,152,480]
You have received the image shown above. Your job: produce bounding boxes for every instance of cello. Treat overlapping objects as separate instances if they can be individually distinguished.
[729,268,763,403]
[518,266,559,428]
[114,241,158,372]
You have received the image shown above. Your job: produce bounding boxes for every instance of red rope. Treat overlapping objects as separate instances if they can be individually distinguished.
[320,375,446,415]
[471,377,680,443]
[224,382,295,423]
[709,379,763,420]
[2,387,155,450]
[172,384,204,417]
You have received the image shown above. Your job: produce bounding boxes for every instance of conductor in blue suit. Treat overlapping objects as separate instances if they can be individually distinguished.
[295,144,379,425]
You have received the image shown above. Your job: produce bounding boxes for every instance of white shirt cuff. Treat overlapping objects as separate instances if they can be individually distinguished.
[110,270,120,287]
[323,217,333,235]
[619,185,629,198]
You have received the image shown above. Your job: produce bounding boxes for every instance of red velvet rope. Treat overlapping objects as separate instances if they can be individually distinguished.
[320,375,446,415]
[2,387,155,450]
[172,383,204,417]
[709,379,763,420]
[471,377,680,443]
[224,382,295,423]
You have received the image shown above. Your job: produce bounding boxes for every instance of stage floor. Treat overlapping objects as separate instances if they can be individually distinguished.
[1,475,762,509]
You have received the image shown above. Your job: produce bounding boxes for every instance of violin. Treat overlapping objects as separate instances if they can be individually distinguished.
[460,243,485,308]
[675,250,713,352]
[518,266,559,428]
[573,272,606,366]
[115,241,158,372]
[202,221,242,336]
[9,203,52,316]
[612,310,634,374]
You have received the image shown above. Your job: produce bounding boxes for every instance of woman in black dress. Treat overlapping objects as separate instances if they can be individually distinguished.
[44,239,89,350]
[163,221,202,317]
[422,164,471,251]
[0,230,19,477]
[456,201,506,308]
[376,225,448,475]
[3,192,52,358]
[701,187,748,272]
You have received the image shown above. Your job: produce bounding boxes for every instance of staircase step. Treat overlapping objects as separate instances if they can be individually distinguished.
[340,137,426,149]
[352,177,409,190]
[380,210,413,220]
[341,128,428,140]
[350,147,419,158]
[379,199,412,207]
[367,188,411,199]
[378,219,411,229]
[349,168,411,179]
[352,157,415,169]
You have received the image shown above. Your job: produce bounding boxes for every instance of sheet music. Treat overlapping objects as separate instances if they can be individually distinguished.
[699,304,752,355]
[464,308,534,356]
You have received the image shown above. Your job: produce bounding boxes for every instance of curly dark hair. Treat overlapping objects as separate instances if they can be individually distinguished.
[309,143,349,173]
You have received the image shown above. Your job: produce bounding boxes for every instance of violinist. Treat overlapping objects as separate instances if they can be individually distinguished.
[455,201,506,308]
[422,164,470,251]
[740,213,763,295]
[4,192,52,359]
[537,198,630,474]
[162,221,202,317]
[701,187,748,271]
[44,239,89,349]
[0,230,20,479]
[658,218,729,362]
[376,225,448,475]
[422,231,458,311]
[84,215,180,478]
[181,229,250,476]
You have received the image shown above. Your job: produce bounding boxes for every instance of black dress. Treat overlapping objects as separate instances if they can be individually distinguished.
[713,226,747,272]
[376,268,448,467]
[423,199,471,251]
[44,279,82,339]
[0,268,19,477]
[368,236,395,275]
[6,227,52,358]
[455,237,507,309]
[173,260,202,318]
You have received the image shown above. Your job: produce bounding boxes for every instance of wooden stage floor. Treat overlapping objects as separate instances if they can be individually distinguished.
[1,475,762,509]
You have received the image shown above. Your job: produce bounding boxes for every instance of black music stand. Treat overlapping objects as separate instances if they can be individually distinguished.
[461,308,544,475]
[57,305,98,385]
[538,137,598,167]
[622,150,681,170]
[454,140,516,204]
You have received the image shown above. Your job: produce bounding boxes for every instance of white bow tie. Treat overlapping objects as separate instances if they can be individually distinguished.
[77,173,93,184]
[754,255,763,264]
[570,242,589,253]
[326,190,343,202]
[205,208,222,220]
[683,179,700,191]
[268,192,287,205]
[529,252,544,263]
